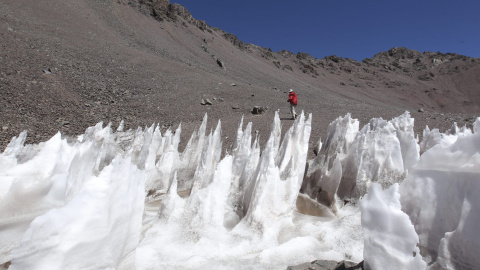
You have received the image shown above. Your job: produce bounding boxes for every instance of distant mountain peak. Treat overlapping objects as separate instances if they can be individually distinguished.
[369,46,474,62]
[120,0,210,30]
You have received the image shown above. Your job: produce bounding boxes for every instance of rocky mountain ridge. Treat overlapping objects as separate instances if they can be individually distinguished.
[122,0,480,75]
[121,0,480,113]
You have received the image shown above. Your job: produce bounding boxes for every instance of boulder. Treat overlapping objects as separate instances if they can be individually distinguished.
[216,58,225,69]
[251,106,267,114]
[201,98,212,105]
[287,260,364,270]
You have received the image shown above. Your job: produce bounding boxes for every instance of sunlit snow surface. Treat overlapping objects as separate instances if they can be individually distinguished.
[0,112,479,269]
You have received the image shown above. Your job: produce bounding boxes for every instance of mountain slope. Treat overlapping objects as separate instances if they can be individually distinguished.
[1,0,479,151]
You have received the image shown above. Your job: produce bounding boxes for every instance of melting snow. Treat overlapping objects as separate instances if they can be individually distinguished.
[0,111,479,269]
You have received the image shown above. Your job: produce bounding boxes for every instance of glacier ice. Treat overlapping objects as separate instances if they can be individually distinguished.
[361,183,426,270]
[400,120,480,269]
[302,112,417,207]
[0,111,479,269]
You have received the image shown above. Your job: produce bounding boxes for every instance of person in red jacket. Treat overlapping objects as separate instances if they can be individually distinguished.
[287,89,298,119]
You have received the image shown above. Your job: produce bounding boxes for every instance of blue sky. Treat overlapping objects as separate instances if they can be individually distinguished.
[170,0,479,61]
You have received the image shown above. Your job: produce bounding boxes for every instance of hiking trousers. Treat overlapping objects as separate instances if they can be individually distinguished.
[290,104,297,119]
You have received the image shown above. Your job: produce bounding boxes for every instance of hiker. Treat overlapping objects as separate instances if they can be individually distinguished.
[287,89,298,119]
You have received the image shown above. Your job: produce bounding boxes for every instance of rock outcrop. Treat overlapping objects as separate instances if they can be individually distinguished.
[287,260,364,270]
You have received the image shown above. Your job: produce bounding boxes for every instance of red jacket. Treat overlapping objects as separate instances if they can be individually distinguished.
[288,92,297,105]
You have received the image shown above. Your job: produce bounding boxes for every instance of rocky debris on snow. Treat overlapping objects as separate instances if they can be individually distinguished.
[287,260,364,270]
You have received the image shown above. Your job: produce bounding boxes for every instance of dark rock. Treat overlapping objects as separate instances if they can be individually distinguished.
[251,106,267,115]
[296,52,311,61]
[124,0,210,29]
[287,260,364,270]
[223,33,246,50]
[418,73,434,81]
[201,44,208,53]
[340,66,353,74]
[278,50,295,58]
[261,49,275,59]
[387,47,419,60]
[302,63,319,75]
[216,58,225,69]
[324,55,344,63]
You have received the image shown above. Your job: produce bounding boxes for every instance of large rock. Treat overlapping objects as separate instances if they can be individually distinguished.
[201,98,212,105]
[251,106,267,114]
[287,260,364,270]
